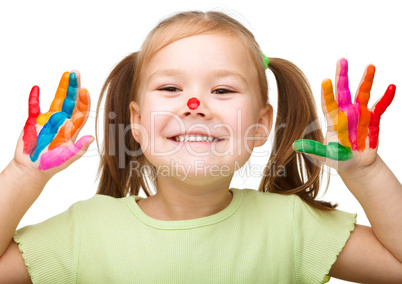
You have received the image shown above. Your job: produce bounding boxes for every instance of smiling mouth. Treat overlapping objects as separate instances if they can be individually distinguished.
[169,135,224,143]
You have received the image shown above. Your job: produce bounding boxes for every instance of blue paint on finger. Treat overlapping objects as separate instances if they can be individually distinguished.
[30,112,69,162]
[61,72,78,118]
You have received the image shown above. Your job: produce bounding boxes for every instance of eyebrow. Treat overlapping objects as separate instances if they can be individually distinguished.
[146,69,185,85]
[211,69,248,85]
[146,68,248,85]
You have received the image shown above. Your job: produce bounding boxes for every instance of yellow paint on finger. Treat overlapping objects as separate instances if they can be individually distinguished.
[37,72,70,125]
[322,80,338,117]
[335,111,351,148]
[322,80,351,148]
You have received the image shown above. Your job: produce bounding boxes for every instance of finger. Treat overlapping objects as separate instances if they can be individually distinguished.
[356,65,375,151]
[322,79,338,119]
[336,58,353,109]
[368,84,396,148]
[48,88,90,150]
[38,135,94,171]
[336,59,360,150]
[356,65,375,106]
[321,79,351,148]
[61,72,79,118]
[293,139,352,161]
[372,84,396,116]
[23,86,41,155]
[37,72,70,125]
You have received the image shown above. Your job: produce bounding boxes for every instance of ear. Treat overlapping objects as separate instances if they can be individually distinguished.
[254,104,273,147]
[130,101,142,143]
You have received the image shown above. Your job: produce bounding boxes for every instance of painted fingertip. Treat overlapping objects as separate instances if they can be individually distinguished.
[78,88,90,104]
[366,64,376,75]
[69,72,78,88]
[30,85,40,94]
[292,140,305,152]
[322,79,333,92]
[339,58,348,75]
[293,140,322,156]
[76,135,94,148]
[388,84,396,93]
[60,71,70,82]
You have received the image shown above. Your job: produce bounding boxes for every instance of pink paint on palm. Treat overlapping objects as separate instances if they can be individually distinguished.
[38,135,92,170]
[337,59,359,150]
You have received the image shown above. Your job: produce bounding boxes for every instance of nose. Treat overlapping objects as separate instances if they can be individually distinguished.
[187,97,200,110]
[184,97,206,117]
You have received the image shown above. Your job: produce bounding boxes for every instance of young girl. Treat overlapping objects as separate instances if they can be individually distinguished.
[0,10,401,283]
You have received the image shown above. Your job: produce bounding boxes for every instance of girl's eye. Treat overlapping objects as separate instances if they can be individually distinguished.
[213,88,235,95]
[158,86,181,92]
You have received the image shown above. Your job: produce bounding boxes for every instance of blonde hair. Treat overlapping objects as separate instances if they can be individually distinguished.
[96,11,335,210]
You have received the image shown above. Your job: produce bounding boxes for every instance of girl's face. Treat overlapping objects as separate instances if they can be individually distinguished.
[131,33,271,181]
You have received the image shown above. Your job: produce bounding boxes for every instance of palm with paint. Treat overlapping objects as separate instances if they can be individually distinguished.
[293,58,395,172]
[15,71,93,176]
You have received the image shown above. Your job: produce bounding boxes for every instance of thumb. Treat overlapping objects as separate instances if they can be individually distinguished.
[293,139,352,162]
[38,135,94,171]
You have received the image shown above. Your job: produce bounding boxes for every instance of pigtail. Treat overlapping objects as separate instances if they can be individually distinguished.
[259,58,336,210]
[96,52,155,198]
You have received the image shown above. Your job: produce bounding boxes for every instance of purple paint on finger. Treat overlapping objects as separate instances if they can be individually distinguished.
[38,135,92,170]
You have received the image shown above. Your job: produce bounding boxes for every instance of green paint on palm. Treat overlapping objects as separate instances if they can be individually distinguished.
[293,140,352,161]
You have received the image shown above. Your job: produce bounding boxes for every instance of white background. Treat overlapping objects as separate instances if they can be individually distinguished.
[0,1,401,283]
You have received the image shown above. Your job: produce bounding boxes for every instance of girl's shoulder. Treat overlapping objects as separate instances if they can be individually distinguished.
[232,188,297,223]
[73,193,129,208]
[70,194,134,221]
[235,188,296,208]
[235,188,356,225]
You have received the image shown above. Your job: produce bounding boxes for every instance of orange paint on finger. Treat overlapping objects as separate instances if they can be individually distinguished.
[48,88,89,150]
[356,108,371,150]
[37,72,70,125]
[356,65,375,151]
[322,80,337,117]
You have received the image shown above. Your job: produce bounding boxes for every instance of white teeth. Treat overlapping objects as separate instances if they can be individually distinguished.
[173,135,220,143]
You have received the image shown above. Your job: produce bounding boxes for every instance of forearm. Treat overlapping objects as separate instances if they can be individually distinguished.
[0,160,48,257]
[340,155,402,262]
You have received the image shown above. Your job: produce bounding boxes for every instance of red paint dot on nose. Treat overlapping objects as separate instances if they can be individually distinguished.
[187,97,200,110]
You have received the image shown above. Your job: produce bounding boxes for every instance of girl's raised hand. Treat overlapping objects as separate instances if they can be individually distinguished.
[14,71,93,178]
[293,58,395,173]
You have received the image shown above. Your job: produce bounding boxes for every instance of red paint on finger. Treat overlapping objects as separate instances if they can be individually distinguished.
[23,86,41,155]
[374,84,395,116]
[368,84,396,148]
[187,97,200,110]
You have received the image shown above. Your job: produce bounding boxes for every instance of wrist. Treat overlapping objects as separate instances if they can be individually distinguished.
[1,159,49,196]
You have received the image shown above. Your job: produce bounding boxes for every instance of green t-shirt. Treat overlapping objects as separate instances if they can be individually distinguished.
[13,188,356,283]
